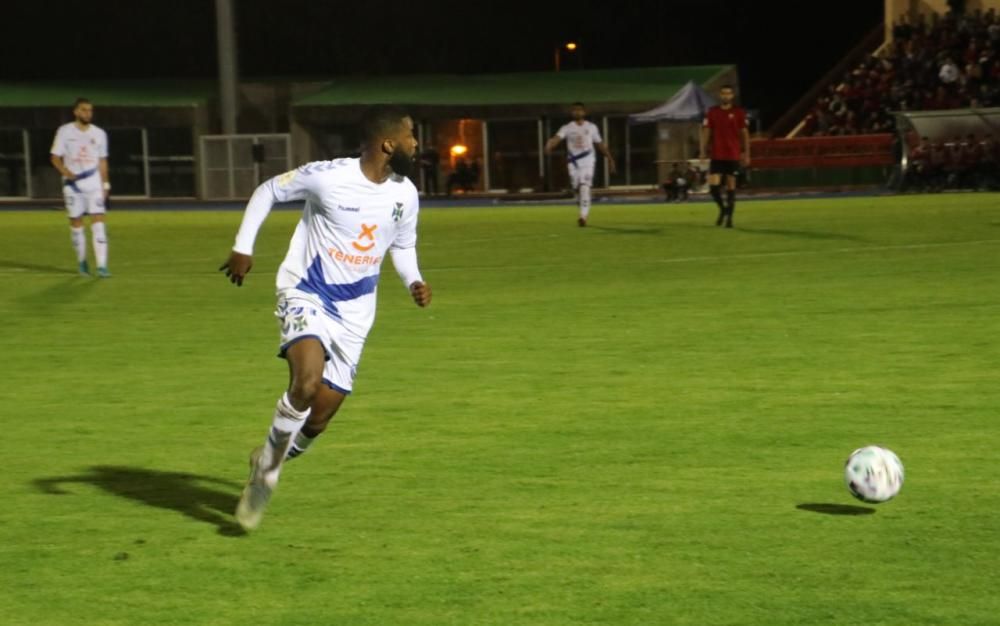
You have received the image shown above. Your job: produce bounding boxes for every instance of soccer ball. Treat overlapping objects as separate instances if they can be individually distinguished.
[844,446,904,503]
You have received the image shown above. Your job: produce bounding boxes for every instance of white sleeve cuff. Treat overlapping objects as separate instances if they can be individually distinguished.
[390,246,423,287]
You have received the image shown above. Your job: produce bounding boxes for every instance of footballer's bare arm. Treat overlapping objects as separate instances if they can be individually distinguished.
[543,135,563,154]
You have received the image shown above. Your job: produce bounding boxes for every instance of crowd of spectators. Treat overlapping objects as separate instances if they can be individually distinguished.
[799,8,1000,137]
[903,133,1000,191]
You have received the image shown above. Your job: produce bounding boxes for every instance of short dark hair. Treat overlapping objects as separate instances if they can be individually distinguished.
[359,106,410,146]
[571,101,585,108]
[73,97,91,108]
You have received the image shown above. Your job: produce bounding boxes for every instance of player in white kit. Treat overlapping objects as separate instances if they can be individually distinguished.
[220,107,432,531]
[50,98,111,277]
[544,102,616,227]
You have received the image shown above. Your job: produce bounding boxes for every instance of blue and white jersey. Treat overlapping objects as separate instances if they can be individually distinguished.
[50,123,108,192]
[233,158,420,340]
[556,120,602,169]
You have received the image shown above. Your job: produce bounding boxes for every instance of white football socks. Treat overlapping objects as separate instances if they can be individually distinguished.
[261,392,309,477]
[579,184,592,219]
[91,222,108,268]
[70,226,86,262]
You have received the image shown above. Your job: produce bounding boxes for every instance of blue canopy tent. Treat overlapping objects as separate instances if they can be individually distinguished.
[626,81,718,173]
[628,80,718,124]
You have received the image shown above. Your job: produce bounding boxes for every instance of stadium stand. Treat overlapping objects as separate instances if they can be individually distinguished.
[797,8,1000,138]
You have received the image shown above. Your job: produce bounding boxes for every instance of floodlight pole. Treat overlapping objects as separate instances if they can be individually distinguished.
[216,0,239,134]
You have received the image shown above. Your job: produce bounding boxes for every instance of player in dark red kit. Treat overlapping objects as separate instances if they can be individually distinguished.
[700,85,750,228]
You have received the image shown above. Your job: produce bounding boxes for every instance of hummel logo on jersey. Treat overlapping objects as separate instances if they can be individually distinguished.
[392,202,404,222]
[338,205,360,212]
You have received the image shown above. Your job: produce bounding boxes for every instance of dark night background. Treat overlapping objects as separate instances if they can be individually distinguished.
[0,0,884,125]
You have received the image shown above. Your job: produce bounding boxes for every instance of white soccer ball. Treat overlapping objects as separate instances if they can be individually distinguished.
[844,445,904,503]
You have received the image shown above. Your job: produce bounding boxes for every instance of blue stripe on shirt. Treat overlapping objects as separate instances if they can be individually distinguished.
[64,167,98,193]
[567,150,592,168]
[295,256,380,319]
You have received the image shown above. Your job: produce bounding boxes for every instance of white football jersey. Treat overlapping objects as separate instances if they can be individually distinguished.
[557,120,603,165]
[50,123,108,192]
[234,158,419,340]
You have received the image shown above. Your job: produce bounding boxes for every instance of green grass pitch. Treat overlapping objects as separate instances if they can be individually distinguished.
[2,193,999,625]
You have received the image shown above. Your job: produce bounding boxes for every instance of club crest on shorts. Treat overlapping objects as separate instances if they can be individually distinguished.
[392,202,404,222]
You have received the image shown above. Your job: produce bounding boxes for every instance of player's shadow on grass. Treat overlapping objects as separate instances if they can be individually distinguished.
[16,276,99,309]
[735,227,865,242]
[588,225,665,235]
[0,259,79,275]
[34,466,247,536]
[796,503,876,516]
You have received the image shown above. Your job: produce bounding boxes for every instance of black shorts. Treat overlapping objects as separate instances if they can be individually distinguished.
[709,159,739,176]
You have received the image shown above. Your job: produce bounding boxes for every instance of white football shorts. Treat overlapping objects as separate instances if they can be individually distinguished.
[64,188,106,219]
[275,289,366,395]
[567,161,595,189]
